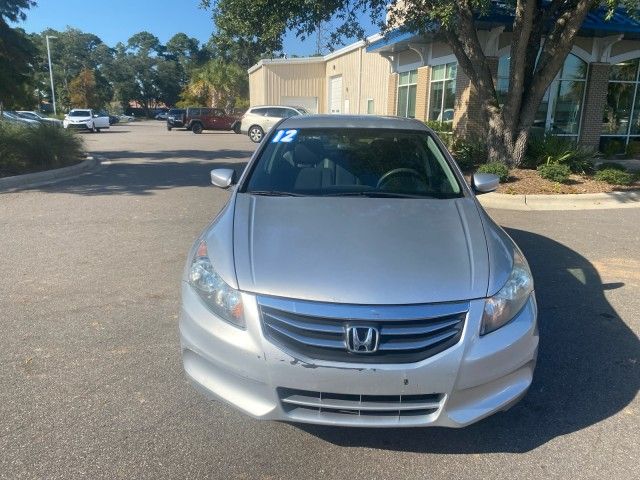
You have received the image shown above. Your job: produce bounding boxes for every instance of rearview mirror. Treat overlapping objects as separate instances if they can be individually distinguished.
[210,168,236,188]
[472,173,500,193]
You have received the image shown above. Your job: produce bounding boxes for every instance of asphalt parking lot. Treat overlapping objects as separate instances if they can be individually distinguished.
[1,121,638,479]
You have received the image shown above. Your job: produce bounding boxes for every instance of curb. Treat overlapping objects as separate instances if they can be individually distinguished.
[0,156,101,191]
[478,190,640,210]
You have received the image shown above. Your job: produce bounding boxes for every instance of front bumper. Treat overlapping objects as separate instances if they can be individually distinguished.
[64,121,91,130]
[180,284,538,427]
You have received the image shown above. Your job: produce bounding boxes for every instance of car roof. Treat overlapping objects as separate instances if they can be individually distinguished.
[249,105,299,110]
[278,114,430,131]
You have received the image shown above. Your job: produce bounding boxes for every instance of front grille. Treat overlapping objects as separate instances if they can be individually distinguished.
[258,296,467,364]
[278,387,443,423]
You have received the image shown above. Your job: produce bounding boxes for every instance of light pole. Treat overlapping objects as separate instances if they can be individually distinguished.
[46,35,58,115]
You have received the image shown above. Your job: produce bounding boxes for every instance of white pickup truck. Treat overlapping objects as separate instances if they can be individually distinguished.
[63,109,110,132]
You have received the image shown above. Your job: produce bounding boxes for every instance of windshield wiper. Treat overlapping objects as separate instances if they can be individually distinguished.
[249,190,305,197]
[325,191,437,199]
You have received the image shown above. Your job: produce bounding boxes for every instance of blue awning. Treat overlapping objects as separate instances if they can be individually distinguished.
[367,7,640,53]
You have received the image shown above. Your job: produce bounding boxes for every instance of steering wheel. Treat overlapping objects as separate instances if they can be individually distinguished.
[376,168,424,189]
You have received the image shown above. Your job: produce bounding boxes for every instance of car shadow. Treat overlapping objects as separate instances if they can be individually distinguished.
[3,149,251,196]
[297,228,639,453]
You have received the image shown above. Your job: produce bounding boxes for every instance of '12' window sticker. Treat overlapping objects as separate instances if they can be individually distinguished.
[272,129,298,143]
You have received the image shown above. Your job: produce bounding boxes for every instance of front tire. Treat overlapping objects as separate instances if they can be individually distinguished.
[167,125,172,131]
[192,123,203,134]
[248,125,264,143]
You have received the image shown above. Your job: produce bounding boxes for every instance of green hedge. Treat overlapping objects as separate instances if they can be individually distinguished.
[477,162,509,182]
[595,168,634,185]
[0,122,84,177]
[537,163,571,183]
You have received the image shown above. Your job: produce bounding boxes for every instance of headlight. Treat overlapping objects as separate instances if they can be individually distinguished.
[188,241,244,328]
[481,250,533,335]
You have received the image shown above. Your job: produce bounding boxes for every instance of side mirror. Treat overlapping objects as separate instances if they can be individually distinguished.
[472,173,500,193]
[210,168,236,188]
[93,114,98,118]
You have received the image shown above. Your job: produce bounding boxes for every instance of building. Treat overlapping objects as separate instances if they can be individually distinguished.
[247,7,640,153]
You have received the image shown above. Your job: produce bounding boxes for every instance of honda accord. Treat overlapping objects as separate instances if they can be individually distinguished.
[180,115,538,427]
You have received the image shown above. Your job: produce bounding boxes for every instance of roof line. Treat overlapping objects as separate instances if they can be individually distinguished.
[247,33,383,73]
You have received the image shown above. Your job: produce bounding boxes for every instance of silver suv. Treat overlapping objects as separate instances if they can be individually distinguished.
[180,115,538,428]
[240,105,308,143]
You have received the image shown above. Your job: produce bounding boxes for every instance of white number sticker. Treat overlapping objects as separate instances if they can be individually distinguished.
[272,129,298,143]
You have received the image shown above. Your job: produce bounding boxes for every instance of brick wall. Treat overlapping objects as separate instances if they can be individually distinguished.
[415,66,430,121]
[387,73,398,115]
[453,57,498,139]
[579,63,610,149]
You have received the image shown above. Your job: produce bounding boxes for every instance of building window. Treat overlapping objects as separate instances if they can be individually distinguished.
[367,98,375,114]
[428,63,457,122]
[601,58,640,153]
[397,70,417,118]
[497,53,587,138]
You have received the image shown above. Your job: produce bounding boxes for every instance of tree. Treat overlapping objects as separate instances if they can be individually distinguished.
[67,68,110,109]
[68,68,98,108]
[204,0,640,166]
[0,0,37,108]
[178,59,248,109]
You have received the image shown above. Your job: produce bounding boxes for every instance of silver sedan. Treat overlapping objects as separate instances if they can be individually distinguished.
[180,115,538,428]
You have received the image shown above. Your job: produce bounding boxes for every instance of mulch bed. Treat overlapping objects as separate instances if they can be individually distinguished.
[494,168,640,195]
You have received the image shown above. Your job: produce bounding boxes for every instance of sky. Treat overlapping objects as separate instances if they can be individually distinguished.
[13,0,380,58]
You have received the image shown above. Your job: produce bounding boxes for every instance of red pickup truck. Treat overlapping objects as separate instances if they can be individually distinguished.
[184,107,240,134]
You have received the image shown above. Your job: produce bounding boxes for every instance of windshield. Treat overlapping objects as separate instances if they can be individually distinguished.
[168,109,184,115]
[69,110,91,117]
[243,128,462,198]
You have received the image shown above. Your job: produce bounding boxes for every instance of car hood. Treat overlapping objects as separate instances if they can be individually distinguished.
[232,194,490,304]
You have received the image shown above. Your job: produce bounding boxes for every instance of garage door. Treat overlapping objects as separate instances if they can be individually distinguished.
[282,96,318,113]
[329,76,342,114]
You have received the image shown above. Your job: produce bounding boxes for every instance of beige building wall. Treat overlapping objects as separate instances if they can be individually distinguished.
[358,50,390,115]
[325,46,390,115]
[415,66,430,121]
[262,62,326,111]
[387,73,398,115]
[248,68,264,106]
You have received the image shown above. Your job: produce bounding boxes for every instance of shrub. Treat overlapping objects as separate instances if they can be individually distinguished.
[477,161,509,182]
[625,140,640,158]
[525,135,596,173]
[425,120,452,132]
[595,168,634,185]
[451,137,487,170]
[601,139,625,159]
[537,163,571,183]
[597,162,626,171]
[0,122,84,177]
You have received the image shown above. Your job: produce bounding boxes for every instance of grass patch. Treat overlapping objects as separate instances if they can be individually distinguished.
[0,122,84,177]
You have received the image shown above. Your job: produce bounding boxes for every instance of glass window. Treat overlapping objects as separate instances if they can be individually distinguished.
[428,62,457,122]
[397,70,418,118]
[602,59,640,148]
[367,99,375,114]
[243,128,462,198]
[498,53,587,137]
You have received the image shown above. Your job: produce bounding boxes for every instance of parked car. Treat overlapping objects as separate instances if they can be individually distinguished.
[180,115,538,428]
[155,112,168,121]
[63,109,110,132]
[166,108,186,130]
[184,107,239,134]
[119,114,135,122]
[16,111,63,127]
[240,105,308,143]
[2,111,40,127]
